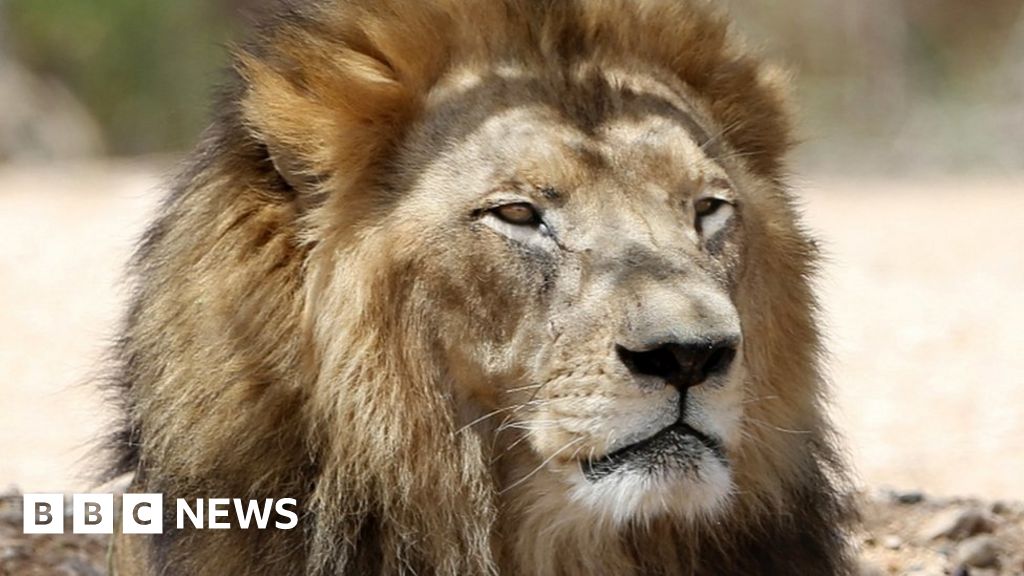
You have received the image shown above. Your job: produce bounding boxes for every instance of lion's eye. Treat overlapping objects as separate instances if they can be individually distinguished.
[492,202,541,227]
[694,197,734,238]
[479,201,553,246]
[694,197,726,218]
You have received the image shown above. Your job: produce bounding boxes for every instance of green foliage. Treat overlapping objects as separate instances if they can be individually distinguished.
[4,0,1021,171]
[6,0,236,154]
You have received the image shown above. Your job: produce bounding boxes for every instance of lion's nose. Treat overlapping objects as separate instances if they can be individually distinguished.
[616,339,737,390]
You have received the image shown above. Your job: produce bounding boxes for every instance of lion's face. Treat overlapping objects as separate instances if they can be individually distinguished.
[390,68,752,523]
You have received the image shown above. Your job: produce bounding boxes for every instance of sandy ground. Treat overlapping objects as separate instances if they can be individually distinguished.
[0,162,1022,501]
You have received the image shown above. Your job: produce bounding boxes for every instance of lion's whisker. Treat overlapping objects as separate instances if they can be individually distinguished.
[742,394,781,405]
[490,432,534,464]
[460,397,560,436]
[569,443,587,461]
[715,149,765,162]
[502,384,544,394]
[498,421,561,432]
[499,437,585,495]
[455,405,523,434]
[492,381,551,450]
[700,119,744,154]
[746,418,812,435]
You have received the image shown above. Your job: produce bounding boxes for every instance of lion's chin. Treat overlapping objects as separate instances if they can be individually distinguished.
[567,427,733,525]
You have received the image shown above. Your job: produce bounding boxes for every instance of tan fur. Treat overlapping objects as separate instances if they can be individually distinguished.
[106,1,855,574]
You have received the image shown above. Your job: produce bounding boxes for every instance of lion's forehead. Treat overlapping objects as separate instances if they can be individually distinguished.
[418,69,730,198]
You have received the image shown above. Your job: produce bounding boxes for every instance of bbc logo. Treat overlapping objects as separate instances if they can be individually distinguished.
[23,493,163,535]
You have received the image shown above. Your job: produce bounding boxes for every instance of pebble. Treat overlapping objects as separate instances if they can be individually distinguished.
[0,510,21,524]
[56,558,104,576]
[988,501,1016,516]
[882,534,903,550]
[919,507,994,541]
[904,564,943,575]
[877,487,926,504]
[0,545,28,562]
[956,535,999,568]
[895,490,925,505]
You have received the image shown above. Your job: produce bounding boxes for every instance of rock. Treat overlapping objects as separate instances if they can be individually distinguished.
[0,545,28,562]
[950,565,971,576]
[895,490,925,504]
[882,534,903,550]
[0,509,21,524]
[56,558,104,576]
[956,535,999,568]
[877,487,924,504]
[904,563,943,575]
[919,507,994,541]
[989,501,1011,515]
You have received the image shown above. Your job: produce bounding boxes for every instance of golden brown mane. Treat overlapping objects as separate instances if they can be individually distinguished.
[106,1,855,574]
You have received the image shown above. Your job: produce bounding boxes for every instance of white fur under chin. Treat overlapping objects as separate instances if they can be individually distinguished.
[567,453,733,527]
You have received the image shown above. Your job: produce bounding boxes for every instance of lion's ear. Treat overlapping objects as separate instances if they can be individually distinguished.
[263,136,319,194]
[236,49,408,202]
[235,53,334,196]
[233,8,448,203]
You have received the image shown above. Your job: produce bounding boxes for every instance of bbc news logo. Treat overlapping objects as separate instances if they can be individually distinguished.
[23,494,298,534]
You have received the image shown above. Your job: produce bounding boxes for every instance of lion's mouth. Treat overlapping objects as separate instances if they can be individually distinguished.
[580,421,725,482]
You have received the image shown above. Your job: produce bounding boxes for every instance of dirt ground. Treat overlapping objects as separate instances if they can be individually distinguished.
[3,487,1023,575]
[0,162,1022,573]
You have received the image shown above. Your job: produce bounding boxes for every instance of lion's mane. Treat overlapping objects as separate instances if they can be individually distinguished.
[106,1,855,574]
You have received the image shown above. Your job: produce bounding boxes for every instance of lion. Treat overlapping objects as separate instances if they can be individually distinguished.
[104,0,856,574]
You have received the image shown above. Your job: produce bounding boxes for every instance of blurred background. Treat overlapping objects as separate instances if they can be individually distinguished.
[3,0,1023,171]
[0,1,1022,499]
